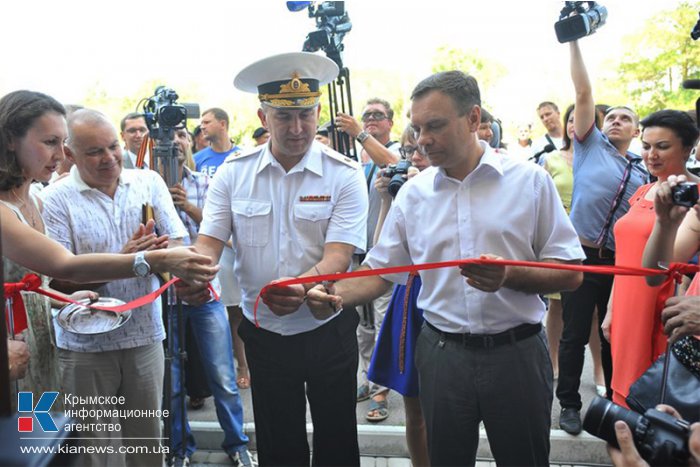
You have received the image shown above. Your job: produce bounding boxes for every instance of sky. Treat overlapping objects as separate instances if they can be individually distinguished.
[0,0,686,137]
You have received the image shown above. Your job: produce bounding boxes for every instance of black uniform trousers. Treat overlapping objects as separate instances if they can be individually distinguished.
[239,308,360,466]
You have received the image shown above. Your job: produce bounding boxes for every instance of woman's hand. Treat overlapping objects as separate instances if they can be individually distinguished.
[150,246,219,285]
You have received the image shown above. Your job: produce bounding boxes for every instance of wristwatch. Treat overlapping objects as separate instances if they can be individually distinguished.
[133,252,151,278]
[356,131,370,144]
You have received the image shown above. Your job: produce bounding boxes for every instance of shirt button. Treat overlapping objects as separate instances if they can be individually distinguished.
[247,208,252,214]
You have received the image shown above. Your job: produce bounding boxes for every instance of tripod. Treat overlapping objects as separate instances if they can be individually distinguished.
[151,137,188,465]
[326,66,358,160]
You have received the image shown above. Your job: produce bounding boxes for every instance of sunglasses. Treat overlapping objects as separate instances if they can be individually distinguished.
[361,111,389,122]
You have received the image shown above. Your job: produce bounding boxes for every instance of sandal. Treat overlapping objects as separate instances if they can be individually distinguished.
[356,384,370,402]
[366,398,389,422]
[237,375,251,390]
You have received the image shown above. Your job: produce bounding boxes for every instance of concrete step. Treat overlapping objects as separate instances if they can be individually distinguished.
[190,421,610,465]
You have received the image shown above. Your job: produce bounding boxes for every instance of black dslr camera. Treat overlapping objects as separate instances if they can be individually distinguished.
[671,182,699,208]
[383,160,412,198]
[555,1,608,43]
[583,396,692,466]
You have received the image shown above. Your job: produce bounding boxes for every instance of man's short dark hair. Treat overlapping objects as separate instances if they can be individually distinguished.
[202,107,230,128]
[120,112,145,132]
[641,109,700,148]
[537,101,559,113]
[365,97,394,121]
[410,71,481,116]
[252,127,268,139]
[480,108,494,124]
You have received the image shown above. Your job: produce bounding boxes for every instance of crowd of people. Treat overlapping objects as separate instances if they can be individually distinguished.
[2,35,700,467]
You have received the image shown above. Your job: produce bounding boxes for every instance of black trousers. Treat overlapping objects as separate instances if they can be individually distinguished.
[416,323,553,466]
[557,252,613,410]
[239,309,360,467]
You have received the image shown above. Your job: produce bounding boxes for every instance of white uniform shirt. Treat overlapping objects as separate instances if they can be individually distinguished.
[41,167,188,352]
[200,141,368,335]
[365,142,584,334]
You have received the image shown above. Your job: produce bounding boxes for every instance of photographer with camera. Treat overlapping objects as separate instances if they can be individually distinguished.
[335,98,401,422]
[556,37,649,435]
[308,70,584,466]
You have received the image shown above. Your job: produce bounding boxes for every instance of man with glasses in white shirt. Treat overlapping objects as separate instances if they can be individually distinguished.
[308,70,585,466]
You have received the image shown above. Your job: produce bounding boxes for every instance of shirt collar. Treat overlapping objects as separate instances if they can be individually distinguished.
[256,141,322,176]
[433,140,503,189]
[69,165,131,193]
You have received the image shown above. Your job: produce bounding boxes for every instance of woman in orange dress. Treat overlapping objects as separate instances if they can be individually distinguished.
[605,109,699,407]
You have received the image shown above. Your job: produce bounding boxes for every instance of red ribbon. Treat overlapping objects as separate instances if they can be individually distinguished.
[4,274,219,335]
[4,274,42,335]
[254,258,699,328]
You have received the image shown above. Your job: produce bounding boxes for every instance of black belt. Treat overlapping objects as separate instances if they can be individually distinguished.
[425,321,542,349]
[582,244,615,260]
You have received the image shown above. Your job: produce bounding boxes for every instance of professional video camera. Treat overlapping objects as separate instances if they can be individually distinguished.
[583,396,692,466]
[288,1,352,69]
[671,182,699,208]
[383,160,413,198]
[555,1,608,43]
[287,1,357,160]
[139,86,199,186]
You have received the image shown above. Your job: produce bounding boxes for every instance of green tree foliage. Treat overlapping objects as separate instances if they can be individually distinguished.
[431,45,507,110]
[617,1,700,116]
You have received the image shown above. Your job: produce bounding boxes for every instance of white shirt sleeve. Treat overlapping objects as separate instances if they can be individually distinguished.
[199,163,234,243]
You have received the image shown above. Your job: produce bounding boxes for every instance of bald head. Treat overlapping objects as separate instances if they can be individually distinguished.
[66,109,115,150]
[64,109,123,195]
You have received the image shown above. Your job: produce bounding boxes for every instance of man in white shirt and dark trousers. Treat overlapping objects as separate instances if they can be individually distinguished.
[179,52,368,466]
[308,70,585,466]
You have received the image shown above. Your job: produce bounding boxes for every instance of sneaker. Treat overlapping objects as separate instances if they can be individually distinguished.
[169,455,190,467]
[229,448,257,467]
[559,407,582,435]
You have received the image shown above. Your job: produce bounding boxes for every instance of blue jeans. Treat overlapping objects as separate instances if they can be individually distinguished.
[169,300,248,457]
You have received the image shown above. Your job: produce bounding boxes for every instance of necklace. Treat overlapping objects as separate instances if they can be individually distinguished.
[10,188,39,230]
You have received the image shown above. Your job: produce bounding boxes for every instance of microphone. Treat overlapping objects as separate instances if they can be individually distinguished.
[683,80,700,90]
[286,1,312,11]
[529,143,556,163]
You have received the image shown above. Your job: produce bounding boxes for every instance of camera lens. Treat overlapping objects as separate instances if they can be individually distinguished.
[583,396,644,447]
[388,174,405,197]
